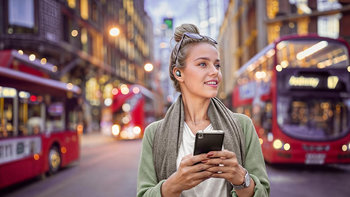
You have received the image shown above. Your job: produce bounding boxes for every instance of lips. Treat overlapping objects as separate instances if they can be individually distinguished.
[204,80,218,85]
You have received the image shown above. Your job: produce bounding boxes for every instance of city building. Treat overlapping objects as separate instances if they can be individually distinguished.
[217,0,350,104]
[0,0,156,132]
[154,18,178,106]
[197,0,230,39]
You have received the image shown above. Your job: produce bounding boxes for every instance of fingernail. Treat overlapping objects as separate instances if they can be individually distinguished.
[207,153,213,157]
[201,160,208,163]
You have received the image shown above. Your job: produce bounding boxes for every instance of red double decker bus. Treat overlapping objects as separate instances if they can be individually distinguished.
[0,62,82,188]
[232,35,350,164]
[102,84,162,140]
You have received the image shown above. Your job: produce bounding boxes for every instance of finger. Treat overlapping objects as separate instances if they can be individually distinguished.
[207,150,235,159]
[210,172,231,180]
[180,153,209,167]
[191,170,213,181]
[205,165,238,174]
[181,154,192,161]
[194,163,215,172]
[205,158,237,167]
[189,153,211,165]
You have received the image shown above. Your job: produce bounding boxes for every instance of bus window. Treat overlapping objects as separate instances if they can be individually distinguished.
[18,91,45,136]
[278,96,349,140]
[45,95,64,132]
[261,102,272,135]
[0,87,16,138]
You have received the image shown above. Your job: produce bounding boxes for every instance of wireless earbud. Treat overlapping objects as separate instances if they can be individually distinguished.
[175,70,181,77]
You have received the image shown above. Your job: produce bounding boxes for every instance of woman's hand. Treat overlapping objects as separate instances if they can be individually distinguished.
[161,154,214,197]
[203,150,246,185]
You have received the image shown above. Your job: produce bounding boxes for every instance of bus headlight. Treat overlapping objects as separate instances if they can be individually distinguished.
[284,143,291,151]
[273,139,291,151]
[273,139,283,149]
[341,143,350,152]
[112,124,120,136]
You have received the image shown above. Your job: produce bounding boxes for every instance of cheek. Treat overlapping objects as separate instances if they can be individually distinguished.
[218,72,223,83]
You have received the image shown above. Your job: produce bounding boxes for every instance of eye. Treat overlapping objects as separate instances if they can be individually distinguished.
[199,63,206,67]
[215,64,221,69]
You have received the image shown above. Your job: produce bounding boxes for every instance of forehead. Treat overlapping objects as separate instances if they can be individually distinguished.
[187,42,219,60]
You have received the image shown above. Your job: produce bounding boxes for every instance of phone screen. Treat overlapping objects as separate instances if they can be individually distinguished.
[193,131,224,155]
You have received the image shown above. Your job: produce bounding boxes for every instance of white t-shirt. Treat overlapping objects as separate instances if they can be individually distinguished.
[176,123,227,197]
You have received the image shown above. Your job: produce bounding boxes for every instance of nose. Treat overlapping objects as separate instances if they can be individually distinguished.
[209,64,219,76]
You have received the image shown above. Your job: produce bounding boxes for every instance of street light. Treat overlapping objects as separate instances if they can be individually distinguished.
[109,27,120,36]
[144,63,153,72]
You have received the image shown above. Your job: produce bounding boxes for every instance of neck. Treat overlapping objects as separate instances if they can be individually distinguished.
[181,94,211,125]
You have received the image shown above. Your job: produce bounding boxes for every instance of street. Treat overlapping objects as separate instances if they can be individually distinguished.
[0,133,141,197]
[1,133,350,197]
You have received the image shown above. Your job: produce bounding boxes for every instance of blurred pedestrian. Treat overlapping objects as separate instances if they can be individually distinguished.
[28,111,44,135]
[137,23,270,197]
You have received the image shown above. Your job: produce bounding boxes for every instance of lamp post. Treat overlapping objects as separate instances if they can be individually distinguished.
[144,63,154,90]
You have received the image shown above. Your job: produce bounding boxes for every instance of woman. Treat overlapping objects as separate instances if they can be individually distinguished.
[137,24,270,197]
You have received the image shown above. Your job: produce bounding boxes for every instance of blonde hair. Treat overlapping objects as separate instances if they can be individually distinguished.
[169,24,217,92]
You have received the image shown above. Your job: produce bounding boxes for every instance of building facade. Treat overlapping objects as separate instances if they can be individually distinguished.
[0,0,155,132]
[218,0,350,101]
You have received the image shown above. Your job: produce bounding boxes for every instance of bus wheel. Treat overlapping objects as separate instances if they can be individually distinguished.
[48,146,61,175]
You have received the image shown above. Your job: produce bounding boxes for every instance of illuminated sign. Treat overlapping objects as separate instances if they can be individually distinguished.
[48,103,64,116]
[289,76,319,88]
[284,74,346,91]
[327,76,339,89]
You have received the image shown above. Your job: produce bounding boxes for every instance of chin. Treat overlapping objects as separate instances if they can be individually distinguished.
[205,92,218,98]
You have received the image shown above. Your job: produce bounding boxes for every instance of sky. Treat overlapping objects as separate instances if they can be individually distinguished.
[144,0,200,33]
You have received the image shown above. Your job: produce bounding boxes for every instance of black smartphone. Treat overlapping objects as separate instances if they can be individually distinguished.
[193,130,224,155]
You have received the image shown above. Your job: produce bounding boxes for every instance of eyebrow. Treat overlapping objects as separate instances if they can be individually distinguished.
[194,57,220,62]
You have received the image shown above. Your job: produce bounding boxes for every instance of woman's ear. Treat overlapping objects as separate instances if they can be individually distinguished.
[173,67,184,82]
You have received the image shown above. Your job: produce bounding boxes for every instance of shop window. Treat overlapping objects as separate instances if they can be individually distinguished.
[120,59,127,78]
[67,0,76,8]
[128,64,135,82]
[91,1,98,23]
[66,97,82,131]
[81,28,90,54]
[7,0,35,34]
[80,0,89,20]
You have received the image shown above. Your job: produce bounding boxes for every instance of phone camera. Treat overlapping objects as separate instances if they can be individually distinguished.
[198,133,204,139]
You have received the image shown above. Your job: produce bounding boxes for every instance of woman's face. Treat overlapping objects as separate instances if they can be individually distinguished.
[179,42,222,99]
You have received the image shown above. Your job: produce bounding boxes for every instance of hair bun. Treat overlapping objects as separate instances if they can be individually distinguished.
[174,24,200,42]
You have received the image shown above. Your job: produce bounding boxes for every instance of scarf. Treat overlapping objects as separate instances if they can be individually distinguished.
[153,95,246,193]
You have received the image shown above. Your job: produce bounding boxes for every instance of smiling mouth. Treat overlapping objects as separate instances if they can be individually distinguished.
[204,81,218,85]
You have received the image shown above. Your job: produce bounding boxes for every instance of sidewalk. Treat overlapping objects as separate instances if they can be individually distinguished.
[79,132,116,148]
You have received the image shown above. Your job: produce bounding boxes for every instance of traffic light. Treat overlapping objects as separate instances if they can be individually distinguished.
[163,18,173,29]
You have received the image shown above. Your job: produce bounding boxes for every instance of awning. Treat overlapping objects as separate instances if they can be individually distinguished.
[0,50,56,76]
[0,66,81,96]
